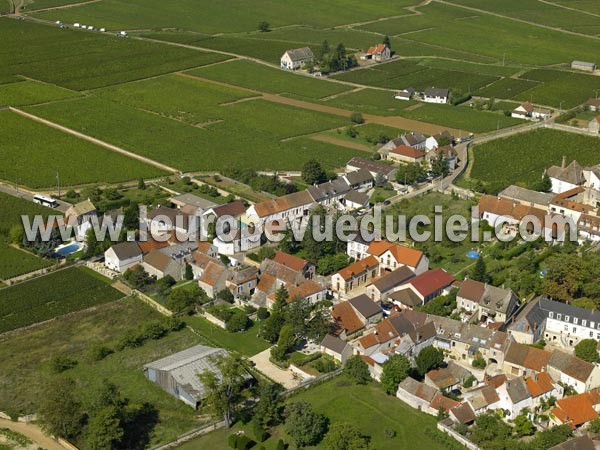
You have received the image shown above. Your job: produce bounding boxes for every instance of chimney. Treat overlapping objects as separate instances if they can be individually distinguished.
[562,156,567,169]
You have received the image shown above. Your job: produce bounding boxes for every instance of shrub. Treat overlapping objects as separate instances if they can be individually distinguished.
[50,355,78,373]
[228,434,238,449]
[253,421,268,442]
[226,310,251,332]
[275,439,285,450]
[314,358,336,373]
[236,435,254,450]
[257,307,270,320]
[88,343,113,362]
[350,112,364,124]
[463,375,477,389]
[472,356,486,369]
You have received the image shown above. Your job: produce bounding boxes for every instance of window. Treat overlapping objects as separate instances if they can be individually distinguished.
[557,314,562,321]
[564,325,569,331]
[565,315,570,323]
[590,331,594,338]
[573,326,577,333]
[583,320,587,327]
[592,322,596,328]
[574,318,578,325]
[549,312,553,319]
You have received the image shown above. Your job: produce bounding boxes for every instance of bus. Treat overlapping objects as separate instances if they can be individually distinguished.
[33,195,58,208]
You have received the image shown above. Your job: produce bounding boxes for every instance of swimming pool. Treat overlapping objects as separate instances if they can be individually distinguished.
[55,242,82,257]
[466,250,480,259]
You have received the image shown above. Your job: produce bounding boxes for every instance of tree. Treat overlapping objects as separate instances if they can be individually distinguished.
[537,172,552,193]
[302,159,327,185]
[166,288,195,315]
[199,353,248,427]
[38,377,83,439]
[415,346,444,376]
[258,21,270,32]
[319,40,330,60]
[514,413,535,437]
[276,324,296,355]
[217,288,235,303]
[85,405,124,450]
[472,356,487,369]
[395,162,426,185]
[575,338,599,363]
[184,263,194,281]
[350,112,364,124]
[344,356,371,385]
[137,178,146,190]
[323,423,370,450]
[383,34,391,51]
[284,402,327,447]
[123,266,152,290]
[471,256,490,283]
[588,418,600,433]
[226,310,251,332]
[253,383,283,427]
[380,354,410,394]
[431,152,449,178]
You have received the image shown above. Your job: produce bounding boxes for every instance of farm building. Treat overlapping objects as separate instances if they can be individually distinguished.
[346,157,397,180]
[423,87,449,104]
[589,116,600,134]
[361,43,391,62]
[104,241,143,273]
[586,98,600,112]
[571,61,597,72]
[144,344,244,408]
[395,87,415,101]
[280,47,314,70]
[511,102,534,119]
[388,145,426,164]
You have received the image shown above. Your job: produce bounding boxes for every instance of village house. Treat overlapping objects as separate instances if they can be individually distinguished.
[346,157,397,180]
[246,190,315,229]
[343,168,374,192]
[424,361,473,393]
[331,255,379,295]
[198,261,229,298]
[170,193,217,213]
[399,132,427,150]
[463,385,501,416]
[366,240,429,275]
[104,241,143,273]
[346,233,379,261]
[320,334,354,363]
[456,279,518,324]
[348,294,383,325]
[365,266,415,302]
[547,157,585,194]
[532,106,552,120]
[271,280,326,308]
[396,377,460,416]
[587,98,600,112]
[189,251,221,280]
[426,145,458,171]
[495,372,561,420]
[65,199,97,240]
[395,87,415,101]
[390,268,455,308]
[362,43,391,61]
[550,436,596,450]
[551,390,600,429]
[142,242,196,281]
[509,296,600,350]
[331,300,366,339]
[425,130,453,151]
[226,266,258,300]
[502,341,551,377]
[547,350,600,394]
[342,190,370,211]
[423,87,450,104]
[498,185,554,210]
[511,102,534,119]
[387,145,426,164]
[280,47,314,70]
[307,177,351,209]
[449,402,476,425]
[589,116,600,134]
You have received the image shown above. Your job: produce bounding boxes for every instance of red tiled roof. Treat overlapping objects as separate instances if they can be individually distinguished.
[336,255,379,281]
[331,301,365,335]
[390,145,425,159]
[367,43,387,55]
[287,280,324,300]
[552,391,600,429]
[257,273,277,293]
[525,372,555,398]
[408,269,455,297]
[271,251,309,272]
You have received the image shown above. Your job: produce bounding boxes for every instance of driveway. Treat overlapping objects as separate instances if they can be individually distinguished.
[0,419,68,450]
[250,348,302,389]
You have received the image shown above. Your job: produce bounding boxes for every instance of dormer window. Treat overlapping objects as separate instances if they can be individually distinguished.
[557,314,562,321]
[565,315,569,323]
[583,320,587,327]
[549,312,554,319]
[574,318,578,325]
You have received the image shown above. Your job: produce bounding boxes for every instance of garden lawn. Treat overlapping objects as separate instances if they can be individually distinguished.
[398,103,524,133]
[0,18,229,90]
[185,315,270,357]
[0,110,166,188]
[0,80,82,107]
[187,60,352,99]
[0,298,202,445]
[0,266,123,333]
[465,128,600,194]
[183,375,449,450]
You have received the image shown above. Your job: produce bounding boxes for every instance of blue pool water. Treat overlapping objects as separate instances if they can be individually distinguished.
[467,250,480,259]
[55,243,82,257]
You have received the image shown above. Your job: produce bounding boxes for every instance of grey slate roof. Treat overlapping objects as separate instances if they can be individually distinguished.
[171,193,217,210]
[505,377,531,404]
[547,160,585,185]
[344,168,373,186]
[549,436,596,450]
[110,241,142,260]
[344,190,370,206]
[349,294,381,319]
[498,185,554,207]
[144,344,228,400]
[308,177,351,201]
[548,350,595,382]
[425,87,449,98]
[346,157,396,177]
[401,132,426,147]
[320,334,349,354]
[285,47,314,62]
[371,266,414,293]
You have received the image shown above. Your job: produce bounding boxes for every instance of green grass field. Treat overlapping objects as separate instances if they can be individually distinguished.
[0,110,166,187]
[0,0,12,13]
[26,83,361,171]
[516,69,600,108]
[397,103,524,133]
[31,0,412,34]
[187,60,352,99]
[464,128,600,194]
[0,298,202,444]
[476,77,539,100]
[0,18,230,90]
[0,266,123,333]
[0,191,53,233]
[24,0,96,10]
[0,243,52,280]
[322,88,417,116]
[184,375,448,450]
[0,80,82,107]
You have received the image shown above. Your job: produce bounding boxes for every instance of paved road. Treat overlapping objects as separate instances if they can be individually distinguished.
[0,181,70,213]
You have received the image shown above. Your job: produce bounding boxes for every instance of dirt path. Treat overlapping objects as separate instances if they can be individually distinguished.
[0,419,67,450]
[9,107,179,174]
[310,134,372,151]
[24,0,101,12]
[538,0,600,19]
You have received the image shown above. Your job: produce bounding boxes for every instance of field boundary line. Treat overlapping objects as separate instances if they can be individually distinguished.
[9,107,179,173]
[24,0,101,13]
